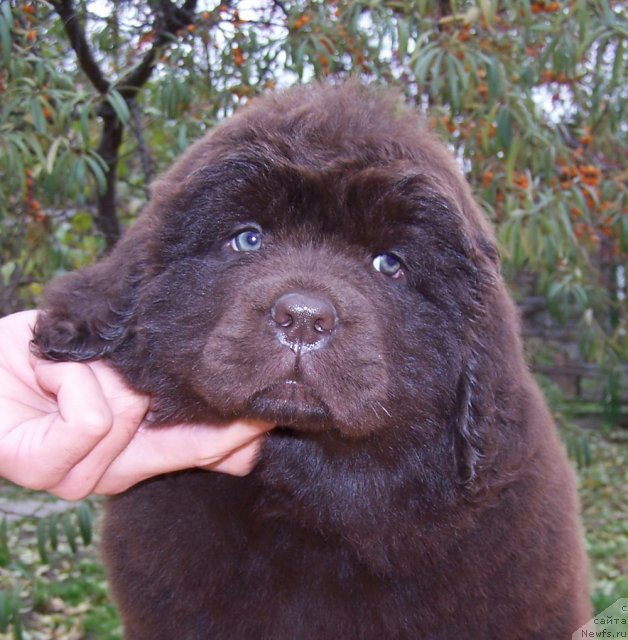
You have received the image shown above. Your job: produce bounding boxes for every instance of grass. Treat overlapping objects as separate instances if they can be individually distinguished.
[577,424,628,612]
[0,499,122,640]
[0,416,626,639]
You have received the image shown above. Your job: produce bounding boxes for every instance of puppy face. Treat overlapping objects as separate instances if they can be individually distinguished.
[133,161,477,437]
[34,83,501,481]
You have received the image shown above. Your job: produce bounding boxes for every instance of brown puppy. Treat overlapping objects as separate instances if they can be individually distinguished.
[33,83,590,639]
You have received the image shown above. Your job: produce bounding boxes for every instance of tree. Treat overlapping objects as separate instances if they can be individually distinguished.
[0,0,626,409]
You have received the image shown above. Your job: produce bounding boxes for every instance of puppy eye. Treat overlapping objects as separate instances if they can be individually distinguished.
[230,229,262,252]
[372,253,404,278]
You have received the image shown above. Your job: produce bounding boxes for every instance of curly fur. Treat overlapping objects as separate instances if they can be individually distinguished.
[33,82,590,639]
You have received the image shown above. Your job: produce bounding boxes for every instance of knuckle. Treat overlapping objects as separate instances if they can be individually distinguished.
[74,407,113,438]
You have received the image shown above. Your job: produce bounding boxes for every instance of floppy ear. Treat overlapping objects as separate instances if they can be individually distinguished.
[32,221,152,362]
[452,233,502,496]
[454,357,498,495]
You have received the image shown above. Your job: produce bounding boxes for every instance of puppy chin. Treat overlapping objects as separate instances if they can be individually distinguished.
[247,380,331,432]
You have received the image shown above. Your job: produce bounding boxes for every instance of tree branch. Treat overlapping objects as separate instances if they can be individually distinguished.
[119,0,199,99]
[51,0,203,249]
[129,99,154,194]
[50,0,110,94]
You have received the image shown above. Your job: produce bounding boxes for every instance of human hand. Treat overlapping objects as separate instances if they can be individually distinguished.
[0,310,273,500]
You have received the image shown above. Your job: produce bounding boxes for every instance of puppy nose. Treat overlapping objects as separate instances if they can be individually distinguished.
[270,291,338,352]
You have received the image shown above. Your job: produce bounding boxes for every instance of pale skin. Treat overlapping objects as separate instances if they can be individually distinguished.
[0,310,274,501]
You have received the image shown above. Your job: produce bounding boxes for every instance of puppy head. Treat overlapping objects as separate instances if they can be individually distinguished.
[33,83,506,488]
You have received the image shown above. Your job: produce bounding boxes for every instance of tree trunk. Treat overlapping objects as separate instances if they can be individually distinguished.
[96,115,124,249]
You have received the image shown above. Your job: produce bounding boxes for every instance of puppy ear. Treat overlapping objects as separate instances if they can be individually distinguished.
[454,357,498,496]
[32,222,151,362]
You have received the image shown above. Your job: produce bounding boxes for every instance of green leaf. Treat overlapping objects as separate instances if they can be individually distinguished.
[36,519,49,564]
[430,50,445,97]
[412,42,439,85]
[505,135,521,182]
[0,590,9,633]
[0,0,12,26]
[25,133,46,165]
[49,514,59,551]
[611,38,624,88]
[63,513,78,554]
[76,503,92,546]
[0,11,10,67]
[30,98,46,134]
[79,101,91,145]
[177,123,188,152]
[397,18,409,60]
[0,518,8,567]
[446,55,459,113]
[106,89,130,125]
[84,154,107,194]
[45,137,63,174]
[496,106,513,151]
[486,59,502,102]
[11,588,22,640]
[293,38,309,79]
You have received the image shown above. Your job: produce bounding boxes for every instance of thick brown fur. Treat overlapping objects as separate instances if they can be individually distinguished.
[33,83,590,639]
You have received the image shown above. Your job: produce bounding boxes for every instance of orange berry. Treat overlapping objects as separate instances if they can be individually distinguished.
[578,165,601,187]
[540,70,554,83]
[295,14,312,29]
[580,189,596,209]
[233,48,244,66]
[513,173,529,189]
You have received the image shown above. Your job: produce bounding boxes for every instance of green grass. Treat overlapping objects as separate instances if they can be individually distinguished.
[0,500,122,640]
[577,424,628,611]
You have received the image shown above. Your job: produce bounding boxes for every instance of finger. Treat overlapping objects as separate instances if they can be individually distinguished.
[203,439,265,476]
[48,395,149,500]
[12,360,114,490]
[47,364,150,500]
[93,420,274,495]
[0,310,39,376]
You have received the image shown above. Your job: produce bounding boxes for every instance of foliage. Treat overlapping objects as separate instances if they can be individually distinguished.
[0,495,120,640]
[0,2,625,632]
[0,0,625,405]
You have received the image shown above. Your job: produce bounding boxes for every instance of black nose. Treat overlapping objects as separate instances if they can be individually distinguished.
[270,291,338,353]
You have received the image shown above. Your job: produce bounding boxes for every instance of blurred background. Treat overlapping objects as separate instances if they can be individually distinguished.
[0,0,625,637]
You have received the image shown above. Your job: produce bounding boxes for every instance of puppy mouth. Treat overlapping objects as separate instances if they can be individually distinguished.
[247,380,330,431]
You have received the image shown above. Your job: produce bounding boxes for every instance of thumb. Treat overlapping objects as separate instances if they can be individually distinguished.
[93,420,273,494]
